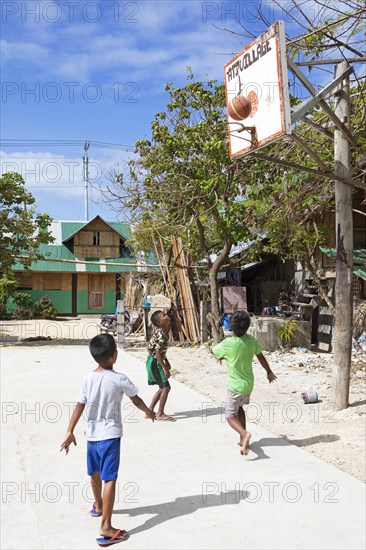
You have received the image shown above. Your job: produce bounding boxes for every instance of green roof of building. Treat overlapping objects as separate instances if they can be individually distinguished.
[62,217,131,242]
[320,246,366,281]
[12,217,154,273]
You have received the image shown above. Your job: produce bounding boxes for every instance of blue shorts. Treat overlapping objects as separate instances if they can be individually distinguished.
[87,438,121,480]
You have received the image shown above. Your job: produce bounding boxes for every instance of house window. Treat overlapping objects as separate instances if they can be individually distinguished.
[93,231,100,246]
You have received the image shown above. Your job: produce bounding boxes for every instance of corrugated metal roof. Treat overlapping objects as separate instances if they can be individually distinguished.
[13,254,153,273]
[61,222,84,242]
[104,258,148,273]
[63,216,131,242]
[320,246,366,264]
[320,246,366,280]
[353,267,366,281]
[12,218,151,272]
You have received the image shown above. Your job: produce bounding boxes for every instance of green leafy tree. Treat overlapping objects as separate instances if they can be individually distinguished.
[238,79,365,312]
[111,75,253,343]
[0,172,54,275]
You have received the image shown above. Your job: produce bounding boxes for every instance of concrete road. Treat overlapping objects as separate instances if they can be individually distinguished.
[1,345,365,549]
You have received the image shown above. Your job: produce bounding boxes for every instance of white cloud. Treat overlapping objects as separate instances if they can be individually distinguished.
[0,149,131,202]
[1,39,50,65]
[1,1,242,84]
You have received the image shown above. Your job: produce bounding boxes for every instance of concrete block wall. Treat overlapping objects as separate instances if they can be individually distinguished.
[248,317,311,351]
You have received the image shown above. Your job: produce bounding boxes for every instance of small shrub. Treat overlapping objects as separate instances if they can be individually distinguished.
[12,292,34,309]
[34,295,57,319]
[0,302,9,319]
[277,319,298,347]
[11,292,35,319]
[13,306,34,320]
[0,273,17,304]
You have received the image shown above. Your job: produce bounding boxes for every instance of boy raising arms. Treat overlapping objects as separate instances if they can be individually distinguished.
[60,333,155,547]
[212,310,277,456]
[146,310,176,421]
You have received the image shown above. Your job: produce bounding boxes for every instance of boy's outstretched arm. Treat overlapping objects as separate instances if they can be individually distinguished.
[209,347,223,364]
[256,353,277,383]
[130,394,156,421]
[60,402,85,454]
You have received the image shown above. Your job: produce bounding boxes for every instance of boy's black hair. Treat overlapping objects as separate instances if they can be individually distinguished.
[89,333,117,364]
[229,310,251,337]
[151,310,163,327]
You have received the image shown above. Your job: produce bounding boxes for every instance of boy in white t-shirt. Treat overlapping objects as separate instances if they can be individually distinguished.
[60,333,155,547]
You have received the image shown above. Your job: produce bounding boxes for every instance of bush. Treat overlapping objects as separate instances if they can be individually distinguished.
[0,274,18,319]
[0,302,9,319]
[34,295,57,320]
[12,292,34,308]
[13,306,34,320]
[0,273,17,303]
[11,292,35,319]
[277,319,298,347]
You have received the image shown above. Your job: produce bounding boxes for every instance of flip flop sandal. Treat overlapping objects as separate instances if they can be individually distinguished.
[96,529,129,546]
[90,502,102,517]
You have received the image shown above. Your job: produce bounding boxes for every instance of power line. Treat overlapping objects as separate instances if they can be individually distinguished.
[0,139,134,151]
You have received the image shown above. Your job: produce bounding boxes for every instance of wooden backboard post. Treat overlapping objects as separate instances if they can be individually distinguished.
[331,61,353,410]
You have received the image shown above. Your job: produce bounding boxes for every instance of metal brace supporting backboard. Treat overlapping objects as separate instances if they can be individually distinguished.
[291,65,353,123]
[287,57,356,146]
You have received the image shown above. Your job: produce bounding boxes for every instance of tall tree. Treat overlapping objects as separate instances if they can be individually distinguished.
[0,172,53,275]
[223,0,365,411]
[111,76,253,344]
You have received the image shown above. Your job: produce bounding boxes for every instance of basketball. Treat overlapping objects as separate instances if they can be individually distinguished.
[227,96,252,121]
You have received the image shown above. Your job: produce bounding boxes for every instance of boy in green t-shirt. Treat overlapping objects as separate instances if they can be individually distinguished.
[212,310,277,456]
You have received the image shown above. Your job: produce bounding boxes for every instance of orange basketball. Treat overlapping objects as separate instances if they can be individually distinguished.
[227,96,252,121]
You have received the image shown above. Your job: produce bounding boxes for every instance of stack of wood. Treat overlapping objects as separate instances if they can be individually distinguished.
[171,236,200,343]
[150,235,200,343]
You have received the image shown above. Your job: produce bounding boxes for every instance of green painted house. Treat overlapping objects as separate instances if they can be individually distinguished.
[11,215,150,315]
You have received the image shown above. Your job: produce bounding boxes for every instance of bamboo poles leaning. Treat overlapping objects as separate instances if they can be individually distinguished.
[152,235,185,342]
[144,234,201,343]
[171,236,200,343]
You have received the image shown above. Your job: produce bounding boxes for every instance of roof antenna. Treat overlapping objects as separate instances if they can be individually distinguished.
[83,141,90,221]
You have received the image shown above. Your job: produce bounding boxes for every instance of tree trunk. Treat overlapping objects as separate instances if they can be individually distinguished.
[209,237,233,345]
[331,61,353,411]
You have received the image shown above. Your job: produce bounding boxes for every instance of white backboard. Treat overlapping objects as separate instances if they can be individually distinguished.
[224,21,291,158]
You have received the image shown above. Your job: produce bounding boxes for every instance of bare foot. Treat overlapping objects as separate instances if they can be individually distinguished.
[240,432,251,456]
[156,414,176,421]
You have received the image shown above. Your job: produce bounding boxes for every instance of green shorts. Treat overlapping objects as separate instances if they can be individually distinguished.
[146,354,170,388]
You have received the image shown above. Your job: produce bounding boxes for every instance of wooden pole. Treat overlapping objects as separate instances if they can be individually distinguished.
[200,300,208,343]
[117,299,125,349]
[331,61,353,410]
[152,235,171,300]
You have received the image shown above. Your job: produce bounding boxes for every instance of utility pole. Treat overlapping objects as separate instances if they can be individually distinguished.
[331,61,353,410]
[83,141,90,221]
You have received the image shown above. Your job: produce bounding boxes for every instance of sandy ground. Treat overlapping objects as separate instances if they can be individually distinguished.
[1,317,365,483]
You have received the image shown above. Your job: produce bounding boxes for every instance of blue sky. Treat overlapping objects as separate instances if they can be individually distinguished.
[1,0,363,222]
